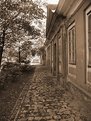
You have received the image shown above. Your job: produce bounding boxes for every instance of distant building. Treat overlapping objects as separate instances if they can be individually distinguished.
[45,0,91,98]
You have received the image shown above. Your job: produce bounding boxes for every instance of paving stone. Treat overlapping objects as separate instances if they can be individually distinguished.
[63,110,71,115]
[28,117,35,120]
[49,119,55,121]
[11,66,89,121]
[53,115,61,120]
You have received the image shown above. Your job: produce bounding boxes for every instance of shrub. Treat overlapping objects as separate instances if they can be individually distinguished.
[0,72,6,90]
[20,64,35,73]
[0,62,22,90]
[0,62,35,90]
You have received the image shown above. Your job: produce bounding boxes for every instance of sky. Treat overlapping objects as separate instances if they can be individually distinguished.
[48,0,59,4]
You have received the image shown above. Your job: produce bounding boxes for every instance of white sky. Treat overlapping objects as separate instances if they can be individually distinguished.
[48,0,59,4]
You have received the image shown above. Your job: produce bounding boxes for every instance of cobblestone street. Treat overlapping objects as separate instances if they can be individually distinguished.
[10,66,91,121]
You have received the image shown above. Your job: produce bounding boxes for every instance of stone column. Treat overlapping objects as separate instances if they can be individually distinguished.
[56,35,59,77]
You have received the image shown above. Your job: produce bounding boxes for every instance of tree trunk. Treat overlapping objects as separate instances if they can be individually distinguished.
[0,30,5,66]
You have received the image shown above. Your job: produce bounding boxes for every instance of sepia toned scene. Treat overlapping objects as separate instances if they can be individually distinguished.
[0,0,91,121]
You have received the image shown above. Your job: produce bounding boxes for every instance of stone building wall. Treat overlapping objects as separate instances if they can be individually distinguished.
[46,0,91,98]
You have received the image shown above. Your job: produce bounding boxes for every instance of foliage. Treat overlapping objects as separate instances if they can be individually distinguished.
[20,41,32,62]
[31,49,37,56]
[0,0,46,65]
[0,62,35,90]
[36,46,45,56]
[0,62,22,89]
[0,0,44,31]
[20,64,35,72]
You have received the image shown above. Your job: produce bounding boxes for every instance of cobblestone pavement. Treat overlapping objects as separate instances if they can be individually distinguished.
[11,66,90,121]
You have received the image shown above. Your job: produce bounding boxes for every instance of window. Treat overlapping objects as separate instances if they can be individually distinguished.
[68,23,76,64]
[86,7,91,66]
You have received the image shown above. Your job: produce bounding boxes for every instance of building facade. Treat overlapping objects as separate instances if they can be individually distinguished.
[45,0,91,97]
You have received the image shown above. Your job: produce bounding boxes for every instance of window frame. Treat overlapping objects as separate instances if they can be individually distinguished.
[86,5,91,68]
[68,22,76,65]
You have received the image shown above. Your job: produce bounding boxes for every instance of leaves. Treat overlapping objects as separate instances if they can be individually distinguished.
[0,0,47,65]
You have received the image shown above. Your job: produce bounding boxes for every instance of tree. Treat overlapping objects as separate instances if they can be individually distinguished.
[38,46,46,65]
[31,49,37,56]
[20,41,32,63]
[0,0,45,66]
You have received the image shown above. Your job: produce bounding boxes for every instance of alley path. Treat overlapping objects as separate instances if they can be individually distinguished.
[10,66,90,121]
